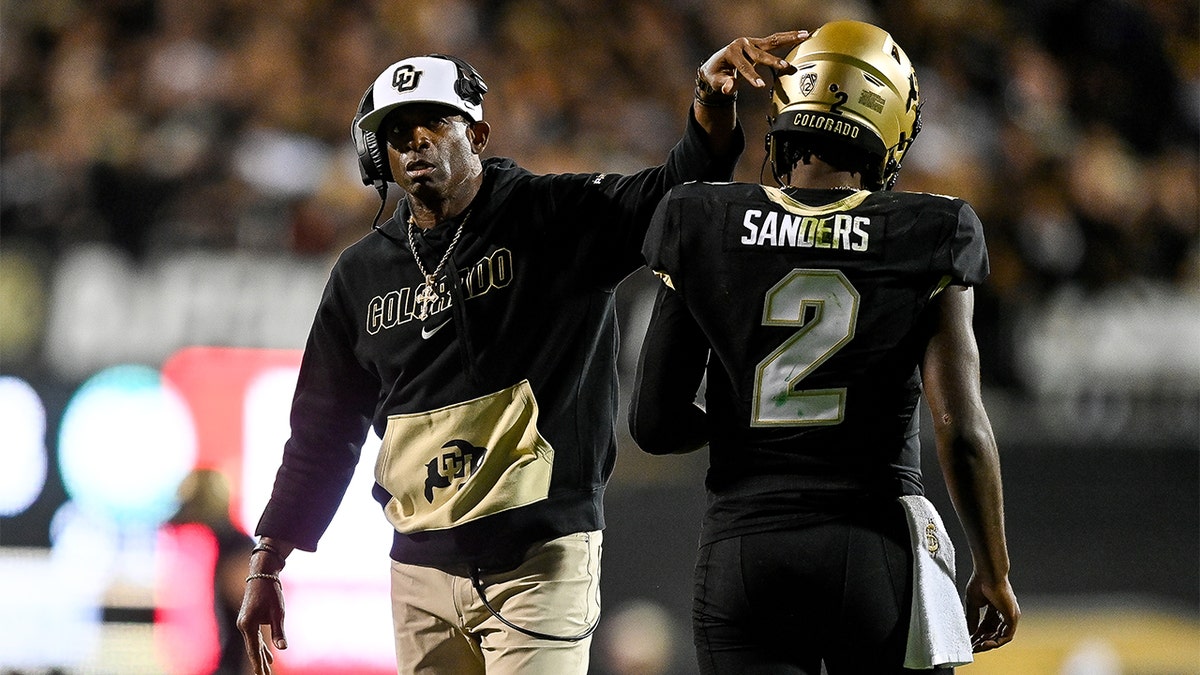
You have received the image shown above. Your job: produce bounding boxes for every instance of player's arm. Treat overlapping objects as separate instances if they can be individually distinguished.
[694,31,806,156]
[920,285,1019,652]
[629,279,710,454]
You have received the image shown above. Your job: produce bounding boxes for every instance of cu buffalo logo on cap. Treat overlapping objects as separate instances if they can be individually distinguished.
[393,64,421,93]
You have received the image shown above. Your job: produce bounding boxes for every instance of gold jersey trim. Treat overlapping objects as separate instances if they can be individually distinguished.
[374,379,554,533]
[929,274,953,299]
[760,185,871,215]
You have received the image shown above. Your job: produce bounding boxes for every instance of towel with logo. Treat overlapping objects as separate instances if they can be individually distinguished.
[899,495,973,669]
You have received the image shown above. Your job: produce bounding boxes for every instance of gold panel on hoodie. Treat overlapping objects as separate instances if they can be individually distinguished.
[374,379,554,533]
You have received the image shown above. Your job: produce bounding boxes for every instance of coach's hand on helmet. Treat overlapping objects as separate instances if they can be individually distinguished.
[699,30,808,99]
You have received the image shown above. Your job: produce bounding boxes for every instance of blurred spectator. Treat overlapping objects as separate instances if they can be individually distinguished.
[596,599,682,675]
[169,468,255,675]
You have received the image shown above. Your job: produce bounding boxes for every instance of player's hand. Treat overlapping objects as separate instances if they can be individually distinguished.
[964,574,1019,652]
[699,30,808,96]
[236,574,288,674]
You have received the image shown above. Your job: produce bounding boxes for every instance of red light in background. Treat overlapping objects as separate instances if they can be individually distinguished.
[162,347,302,533]
[157,347,395,675]
[155,524,220,675]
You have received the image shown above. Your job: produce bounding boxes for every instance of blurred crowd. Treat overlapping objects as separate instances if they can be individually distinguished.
[2,0,1198,390]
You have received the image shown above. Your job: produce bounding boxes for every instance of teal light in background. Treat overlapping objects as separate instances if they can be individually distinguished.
[0,376,48,517]
[58,365,197,528]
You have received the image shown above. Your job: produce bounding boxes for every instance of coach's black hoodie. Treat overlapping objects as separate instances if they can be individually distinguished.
[255,111,742,570]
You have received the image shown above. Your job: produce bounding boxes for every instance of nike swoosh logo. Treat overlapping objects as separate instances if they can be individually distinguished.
[421,318,451,340]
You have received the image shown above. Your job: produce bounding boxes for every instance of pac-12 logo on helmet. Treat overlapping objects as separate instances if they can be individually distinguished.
[392,64,421,93]
[799,72,818,96]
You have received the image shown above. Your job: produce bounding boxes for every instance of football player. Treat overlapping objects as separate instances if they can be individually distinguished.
[631,20,1019,674]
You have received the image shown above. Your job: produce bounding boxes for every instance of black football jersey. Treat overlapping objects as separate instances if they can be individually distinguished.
[641,183,988,539]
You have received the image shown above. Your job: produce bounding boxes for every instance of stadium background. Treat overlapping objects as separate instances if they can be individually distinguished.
[1,0,1196,673]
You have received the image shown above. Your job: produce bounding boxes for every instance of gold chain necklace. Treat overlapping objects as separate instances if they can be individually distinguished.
[406,210,469,321]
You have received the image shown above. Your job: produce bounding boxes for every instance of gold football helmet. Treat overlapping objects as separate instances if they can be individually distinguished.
[768,20,922,190]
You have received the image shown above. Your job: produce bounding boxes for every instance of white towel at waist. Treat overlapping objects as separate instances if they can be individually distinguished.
[899,495,973,669]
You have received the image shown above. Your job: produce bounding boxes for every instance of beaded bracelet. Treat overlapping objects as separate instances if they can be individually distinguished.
[245,572,281,585]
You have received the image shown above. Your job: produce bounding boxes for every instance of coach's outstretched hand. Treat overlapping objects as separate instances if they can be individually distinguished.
[691,30,808,156]
[699,30,807,98]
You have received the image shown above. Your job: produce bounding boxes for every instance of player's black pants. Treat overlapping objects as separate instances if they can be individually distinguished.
[692,503,954,674]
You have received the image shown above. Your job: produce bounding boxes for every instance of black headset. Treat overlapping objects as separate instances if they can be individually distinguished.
[351,54,488,199]
[429,53,488,108]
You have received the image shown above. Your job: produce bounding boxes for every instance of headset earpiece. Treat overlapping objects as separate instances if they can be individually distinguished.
[428,53,488,108]
[352,85,391,195]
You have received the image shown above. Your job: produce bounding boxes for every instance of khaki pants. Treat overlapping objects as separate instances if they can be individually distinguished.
[389,530,602,675]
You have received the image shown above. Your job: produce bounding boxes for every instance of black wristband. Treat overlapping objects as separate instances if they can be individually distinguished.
[251,542,286,568]
[695,68,737,107]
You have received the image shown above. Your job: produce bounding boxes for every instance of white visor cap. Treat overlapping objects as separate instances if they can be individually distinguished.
[357,56,484,134]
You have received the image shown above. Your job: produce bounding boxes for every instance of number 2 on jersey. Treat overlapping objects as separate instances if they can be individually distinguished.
[752,269,859,426]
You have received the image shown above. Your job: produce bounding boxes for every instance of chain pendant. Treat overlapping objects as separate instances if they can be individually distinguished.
[406,209,470,323]
[415,275,439,321]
